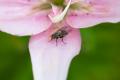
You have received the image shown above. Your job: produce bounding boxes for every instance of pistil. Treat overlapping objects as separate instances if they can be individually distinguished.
[48,0,72,23]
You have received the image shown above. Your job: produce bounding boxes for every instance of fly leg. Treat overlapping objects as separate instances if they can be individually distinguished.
[61,38,66,44]
[55,39,58,46]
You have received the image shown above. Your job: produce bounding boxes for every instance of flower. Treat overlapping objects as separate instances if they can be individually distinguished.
[0,0,120,80]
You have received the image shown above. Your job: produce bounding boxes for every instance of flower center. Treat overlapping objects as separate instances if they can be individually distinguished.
[48,0,72,23]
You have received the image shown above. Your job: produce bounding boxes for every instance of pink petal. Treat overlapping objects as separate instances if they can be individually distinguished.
[0,0,52,36]
[0,0,39,4]
[0,14,52,36]
[29,28,81,80]
[0,0,33,20]
[67,0,120,28]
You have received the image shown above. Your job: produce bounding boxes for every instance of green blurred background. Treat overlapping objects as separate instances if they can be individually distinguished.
[0,23,120,80]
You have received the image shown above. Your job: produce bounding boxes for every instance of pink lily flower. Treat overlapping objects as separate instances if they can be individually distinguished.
[0,0,120,80]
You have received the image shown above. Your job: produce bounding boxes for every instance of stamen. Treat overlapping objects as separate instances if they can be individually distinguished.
[70,1,93,13]
[49,0,72,23]
[32,3,52,11]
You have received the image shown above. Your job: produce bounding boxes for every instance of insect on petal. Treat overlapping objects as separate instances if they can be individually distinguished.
[29,28,81,80]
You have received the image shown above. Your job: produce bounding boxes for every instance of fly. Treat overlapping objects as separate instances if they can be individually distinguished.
[50,27,70,45]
